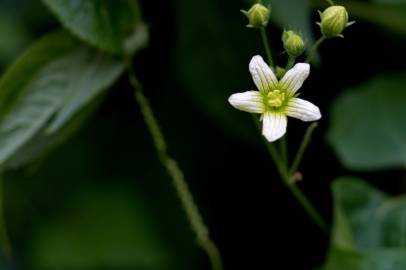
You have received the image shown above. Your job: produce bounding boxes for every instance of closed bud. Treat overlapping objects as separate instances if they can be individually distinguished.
[282,30,305,57]
[318,5,353,38]
[241,3,271,28]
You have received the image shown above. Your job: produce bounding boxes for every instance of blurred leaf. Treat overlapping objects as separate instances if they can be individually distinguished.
[30,189,173,269]
[345,2,406,37]
[373,0,406,4]
[266,0,315,48]
[41,0,143,53]
[325,177,406,270]
[327,73,406,170]
[175,0,261,141]
[4,96,102,169]
[0,12,31,67]
[0,31,124,168]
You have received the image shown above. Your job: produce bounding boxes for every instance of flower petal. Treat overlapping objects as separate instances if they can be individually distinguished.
[279,63,310,96]
[228,91,264,113]
[249,55,278,93]
[262,112,287,142]
[286,98,321,121]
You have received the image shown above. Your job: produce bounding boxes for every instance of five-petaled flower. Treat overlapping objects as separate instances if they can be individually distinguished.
[228,55,321,142]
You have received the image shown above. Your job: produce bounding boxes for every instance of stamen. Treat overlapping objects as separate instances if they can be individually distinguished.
[267,89,285,107]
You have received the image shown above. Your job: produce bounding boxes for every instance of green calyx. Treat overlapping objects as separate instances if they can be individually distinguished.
[241,3,271,28]
[282,30,305,57]
[318,5,354,38]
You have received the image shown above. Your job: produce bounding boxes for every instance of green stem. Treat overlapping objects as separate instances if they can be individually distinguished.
[252,117,327,233]
[326,0,335,5]
[286,55,296,70]
[0,171,11,260]
[260,28,274,67]
[283,180,328,233]
[264,139,328,234]
[127,61,223,270]
[279,136,288,168]
[289,123,318,176]
[305,36,326,64]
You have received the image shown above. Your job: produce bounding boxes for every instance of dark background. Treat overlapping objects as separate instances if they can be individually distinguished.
[1,0,406,269]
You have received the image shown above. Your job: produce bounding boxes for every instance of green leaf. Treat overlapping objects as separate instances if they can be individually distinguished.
[325,177,406,270]
[0,31,124,168]
[344,2,406,37]
[41,0,143,53]
[4,96,102,169]
[327,73,406,171]
[29,189,173,269]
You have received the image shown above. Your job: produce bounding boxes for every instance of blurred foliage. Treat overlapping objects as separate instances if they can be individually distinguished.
[0,31,124,168]
[42,0,142,53]
[257,0,315,48]
[175,0,258,141]
[325,178,406,270]
[0,0,405,269]
[30,189,172,270]
[327,73,406,171]
[312,0,406,37]
[0,12,31,67]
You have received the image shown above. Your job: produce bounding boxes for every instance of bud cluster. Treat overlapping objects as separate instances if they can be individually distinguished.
[240,2,354,66]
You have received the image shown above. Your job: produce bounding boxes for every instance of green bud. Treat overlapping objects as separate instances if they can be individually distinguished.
[275,66,286,79]
[282,30,305,57]
[241,3,271,28]
[318,5,352,38]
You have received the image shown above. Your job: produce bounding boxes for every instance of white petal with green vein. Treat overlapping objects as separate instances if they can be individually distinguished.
[279,63,310,96]
[286,97,321,121]
[262,112,287,142]
[249,55,278,93]
[228,91,264,113]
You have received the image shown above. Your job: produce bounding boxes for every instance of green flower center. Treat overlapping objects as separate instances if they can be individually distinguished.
[266,89,285,108]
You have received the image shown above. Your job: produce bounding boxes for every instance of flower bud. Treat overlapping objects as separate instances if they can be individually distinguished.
[282,30,305,57]
[318,5,351,38]
[241,3,271,28]
[275,66,286,79]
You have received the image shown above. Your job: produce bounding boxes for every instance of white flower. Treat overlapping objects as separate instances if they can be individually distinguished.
[228,55,321,142]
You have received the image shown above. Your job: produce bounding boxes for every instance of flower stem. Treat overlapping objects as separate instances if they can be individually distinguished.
[305,36,326,64]
[289,123,318,176]
[263,138,328,234]
[252,117,328,233]
[261,28,274,67]
[0,171,11,260]
[279,136,288,167]
[127,61,223,270]
[286,55,296,70]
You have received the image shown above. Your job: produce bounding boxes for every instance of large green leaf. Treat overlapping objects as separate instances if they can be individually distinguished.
[327,73,406,171]
[325,177,406,270]
[41,0,143,53]
[0,31,124,168]
[29,189,173,269]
